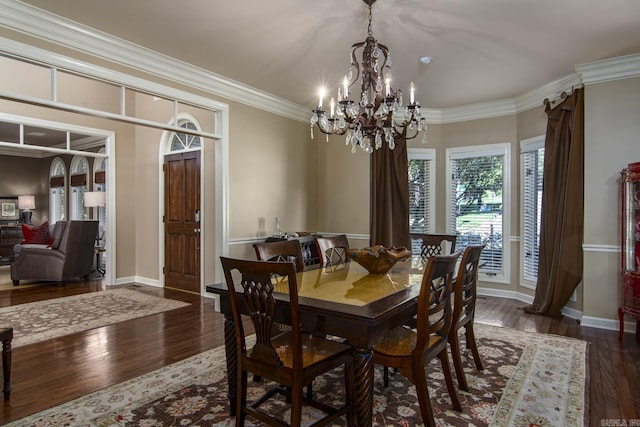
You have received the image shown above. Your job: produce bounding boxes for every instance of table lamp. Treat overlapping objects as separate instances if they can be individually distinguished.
[18,195,35,225]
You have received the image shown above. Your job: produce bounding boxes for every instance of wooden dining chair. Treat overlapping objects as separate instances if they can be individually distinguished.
[253,239,305,272]
[410,233,457,261]
[373,252,462,427]
[448,244,485,392]
[220,257,355,427]
[315,234,350,266]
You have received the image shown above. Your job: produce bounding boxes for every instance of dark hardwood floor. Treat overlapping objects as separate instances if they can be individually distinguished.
[0,281,639,425]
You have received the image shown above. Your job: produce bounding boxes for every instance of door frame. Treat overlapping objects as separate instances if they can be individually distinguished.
[158,113,227,296]
[0,113,116,286]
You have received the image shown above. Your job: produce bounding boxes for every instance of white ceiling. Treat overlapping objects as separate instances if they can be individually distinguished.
[17,0,640,109]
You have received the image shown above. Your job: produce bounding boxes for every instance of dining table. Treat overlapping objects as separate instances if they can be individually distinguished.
[206,257,427,427]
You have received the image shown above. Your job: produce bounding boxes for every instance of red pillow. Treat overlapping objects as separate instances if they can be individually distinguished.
[21,221,50,244]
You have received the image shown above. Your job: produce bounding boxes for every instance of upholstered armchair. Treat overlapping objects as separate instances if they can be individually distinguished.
[11,220,98,286]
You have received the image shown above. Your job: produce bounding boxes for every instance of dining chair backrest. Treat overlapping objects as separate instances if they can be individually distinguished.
[448,244,485,392]
[220,257,302,371]
[415,252,460,354]
[253,239,305,272]
[219,256,356,425]
[453,244,485,330]
[314,234,350,266]
[410,233,457,261]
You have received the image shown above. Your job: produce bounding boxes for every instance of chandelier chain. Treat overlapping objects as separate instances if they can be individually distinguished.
[367,4,373,37]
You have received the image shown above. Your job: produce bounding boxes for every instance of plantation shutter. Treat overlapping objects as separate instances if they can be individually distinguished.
[408,150,435,233]
[521,140,545,281]
[449,148,504,275]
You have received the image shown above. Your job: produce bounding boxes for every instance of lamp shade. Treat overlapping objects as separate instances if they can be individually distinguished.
[84,191,106,208]
[18,195,35,210]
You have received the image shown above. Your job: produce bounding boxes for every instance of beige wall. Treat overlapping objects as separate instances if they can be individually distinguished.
[583,77,640,322]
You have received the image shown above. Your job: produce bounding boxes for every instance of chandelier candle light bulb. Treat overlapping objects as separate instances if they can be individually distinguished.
[310,0,427,153]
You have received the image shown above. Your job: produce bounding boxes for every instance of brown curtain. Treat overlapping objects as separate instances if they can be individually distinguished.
[524,88,584,316]
[370,135,410,249]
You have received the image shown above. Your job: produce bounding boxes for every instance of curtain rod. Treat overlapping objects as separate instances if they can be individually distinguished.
[543,85,583,106]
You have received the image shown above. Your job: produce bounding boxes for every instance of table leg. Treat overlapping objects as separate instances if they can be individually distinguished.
[353,347,374,426]
[2,335,12,400]
[223,314,237,416]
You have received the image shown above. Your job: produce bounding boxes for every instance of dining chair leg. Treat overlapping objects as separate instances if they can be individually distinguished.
[439,349,462,412]
[236,370,247,427]
[465,324,484,370]
[412,363,437,427]
[449,331,469,392]
[290,380,303,426]
[383,366,390,387]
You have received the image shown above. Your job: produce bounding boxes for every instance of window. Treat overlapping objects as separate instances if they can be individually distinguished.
[170,119,202,152]
[408,148,435,234]
[447,144,510,281]
[69,155,89,220]
[49,157,67,223]
[520,136,545,286]
[93,148,107,238]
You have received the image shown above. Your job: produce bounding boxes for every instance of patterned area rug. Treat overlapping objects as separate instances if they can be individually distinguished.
[0,288,190,347]
[7,324,587,426]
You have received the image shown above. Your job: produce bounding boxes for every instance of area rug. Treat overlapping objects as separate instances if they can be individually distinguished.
[6,324,587,426]
[0,288,190,347]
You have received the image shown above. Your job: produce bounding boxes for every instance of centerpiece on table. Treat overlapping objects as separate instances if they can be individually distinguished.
[347,245,411,274]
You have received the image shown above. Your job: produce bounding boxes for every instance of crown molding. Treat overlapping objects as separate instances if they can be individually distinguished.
[513,72,583,113]
[1,1,639,126]
[576,53,640,84]
[438,99,516,124]
[0,0,308,123]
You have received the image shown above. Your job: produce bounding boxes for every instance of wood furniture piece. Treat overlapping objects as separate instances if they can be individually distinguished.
[253,239,305,272]
[315,234,350,266]
[0,226,22,262]
[208,258,425,426]
[409,233,457,261]
[265,235,322,268]
[449,245,485,391]
[0,327,12,400]
[220,257,355,426]
[619,162,640,341]
[372,253,461,427]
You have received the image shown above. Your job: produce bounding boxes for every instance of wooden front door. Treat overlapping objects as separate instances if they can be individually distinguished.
[164,151,201,293]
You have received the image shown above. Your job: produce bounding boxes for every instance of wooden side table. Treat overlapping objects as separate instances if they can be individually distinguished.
[0,327,12,400]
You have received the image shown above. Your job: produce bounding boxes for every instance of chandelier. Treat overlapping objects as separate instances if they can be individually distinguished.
[310,0,427,153]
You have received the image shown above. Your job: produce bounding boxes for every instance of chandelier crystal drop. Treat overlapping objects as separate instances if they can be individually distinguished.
[310,0,427,153]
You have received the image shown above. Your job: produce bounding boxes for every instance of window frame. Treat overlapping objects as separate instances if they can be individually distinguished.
[69,155,89,220]
[445,143,511,283]
[408,148,436,235]
[49,157,67,224]
[520,135,545,289]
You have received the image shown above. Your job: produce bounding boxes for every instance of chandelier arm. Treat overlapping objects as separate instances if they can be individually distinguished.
[310,0,425,152]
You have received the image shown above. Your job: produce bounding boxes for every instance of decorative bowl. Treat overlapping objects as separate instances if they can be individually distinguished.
[347,245,412,274]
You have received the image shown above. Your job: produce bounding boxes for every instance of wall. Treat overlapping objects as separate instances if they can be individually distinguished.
[0,155,49,225]
[582,77,640,326]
